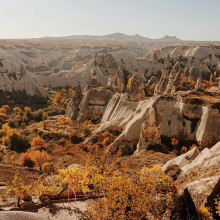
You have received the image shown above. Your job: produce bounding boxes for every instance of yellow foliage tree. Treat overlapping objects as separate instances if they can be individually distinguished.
[2,105,9,112]
[20,152,34,167]
[87,165,177,219]
[54,92,62,103]
[6,172,32,207]
[13,107,23,115]
[31,150,51,171]
[0,108,6,114]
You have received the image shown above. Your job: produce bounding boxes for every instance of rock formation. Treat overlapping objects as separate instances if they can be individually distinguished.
[163,141,220,202]
[65,82,83,120]
[66,71,113,122]
[0,62,48,102]
[77,88,113,122]
[126,70,145,101]
[89,92,220,152]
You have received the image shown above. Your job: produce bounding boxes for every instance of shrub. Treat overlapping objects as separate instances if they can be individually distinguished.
[22,109,33,124]
[57,138,66,146]
[103,136,111,146]
[44,106,66,116]
[8,120,19,128]
[10,153,17,164]
[0,123,10,137]
[0,108,6,114]
[189,144,198,150]
[32,109,45,122]
[216,197,220,216]
[172,149,180,155]
[181,146,188,154]
[31,136,45,151]
[20,152,35,168]
[42,162,57,174]
[2,105,9,112]
[3,128,29,151]
[172,138,179,147]
[54,92,62,103]
[58,117,71,125]
[31,150,51,170]
[0,113,7,120]
[82,127,92,137]
[6,172,32,207]
[13,107,23,116]
[87,165,177,219]
[101,130,112,138]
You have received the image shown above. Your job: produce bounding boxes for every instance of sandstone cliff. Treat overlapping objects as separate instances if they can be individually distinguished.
[91,92,220,153]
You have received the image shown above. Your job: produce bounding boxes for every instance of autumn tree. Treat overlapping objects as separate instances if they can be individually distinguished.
[20,152,35,167]
[31,136,45,151]
[13,107,23,116]
[31,150,51,171]
[54,92,62,103]
[7,172,32,207]
[2,105,9,112]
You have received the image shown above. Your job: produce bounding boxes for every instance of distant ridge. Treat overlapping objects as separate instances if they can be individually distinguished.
[42,32,181,43]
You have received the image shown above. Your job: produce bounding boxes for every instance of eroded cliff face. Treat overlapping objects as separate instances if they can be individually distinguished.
[94,92,220,153]
[0,71,48,98]
[66,88,113,122]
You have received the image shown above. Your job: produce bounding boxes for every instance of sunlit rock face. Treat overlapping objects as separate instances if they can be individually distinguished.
[0,63,48,105]
[90,92,219,153]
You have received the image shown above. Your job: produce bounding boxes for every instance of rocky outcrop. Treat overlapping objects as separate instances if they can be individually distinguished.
[38,75,76,89]
[66,87,113,122]
[78,88,113,122]
[91,92,220,153]
[163,142,220,202]
[65,83,83,120]
[0,63,48,100]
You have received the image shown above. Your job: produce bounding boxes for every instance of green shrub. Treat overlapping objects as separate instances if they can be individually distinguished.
[32,109,44,122]
[8,120,20,128]
[44,107,66,116]
[3,129,30,151]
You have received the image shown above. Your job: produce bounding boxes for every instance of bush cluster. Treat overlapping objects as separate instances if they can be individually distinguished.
[9,109,48,128]
[0,124,29,151]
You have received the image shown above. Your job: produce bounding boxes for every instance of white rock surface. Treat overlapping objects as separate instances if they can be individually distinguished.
[0,71,48,97]
[94,93,220,152]
[0,211,48,220]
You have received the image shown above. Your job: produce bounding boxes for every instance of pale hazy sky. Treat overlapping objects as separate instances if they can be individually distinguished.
[1,0,220,40]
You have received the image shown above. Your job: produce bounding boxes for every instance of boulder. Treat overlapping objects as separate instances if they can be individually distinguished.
[67,163,85,170]
[44,175,57,186]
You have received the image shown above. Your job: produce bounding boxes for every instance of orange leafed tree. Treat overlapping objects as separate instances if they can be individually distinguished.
[31,150,51,171]
[31,136,45,151]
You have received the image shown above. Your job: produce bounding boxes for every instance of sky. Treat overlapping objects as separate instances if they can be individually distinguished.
[0,0,220,41]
